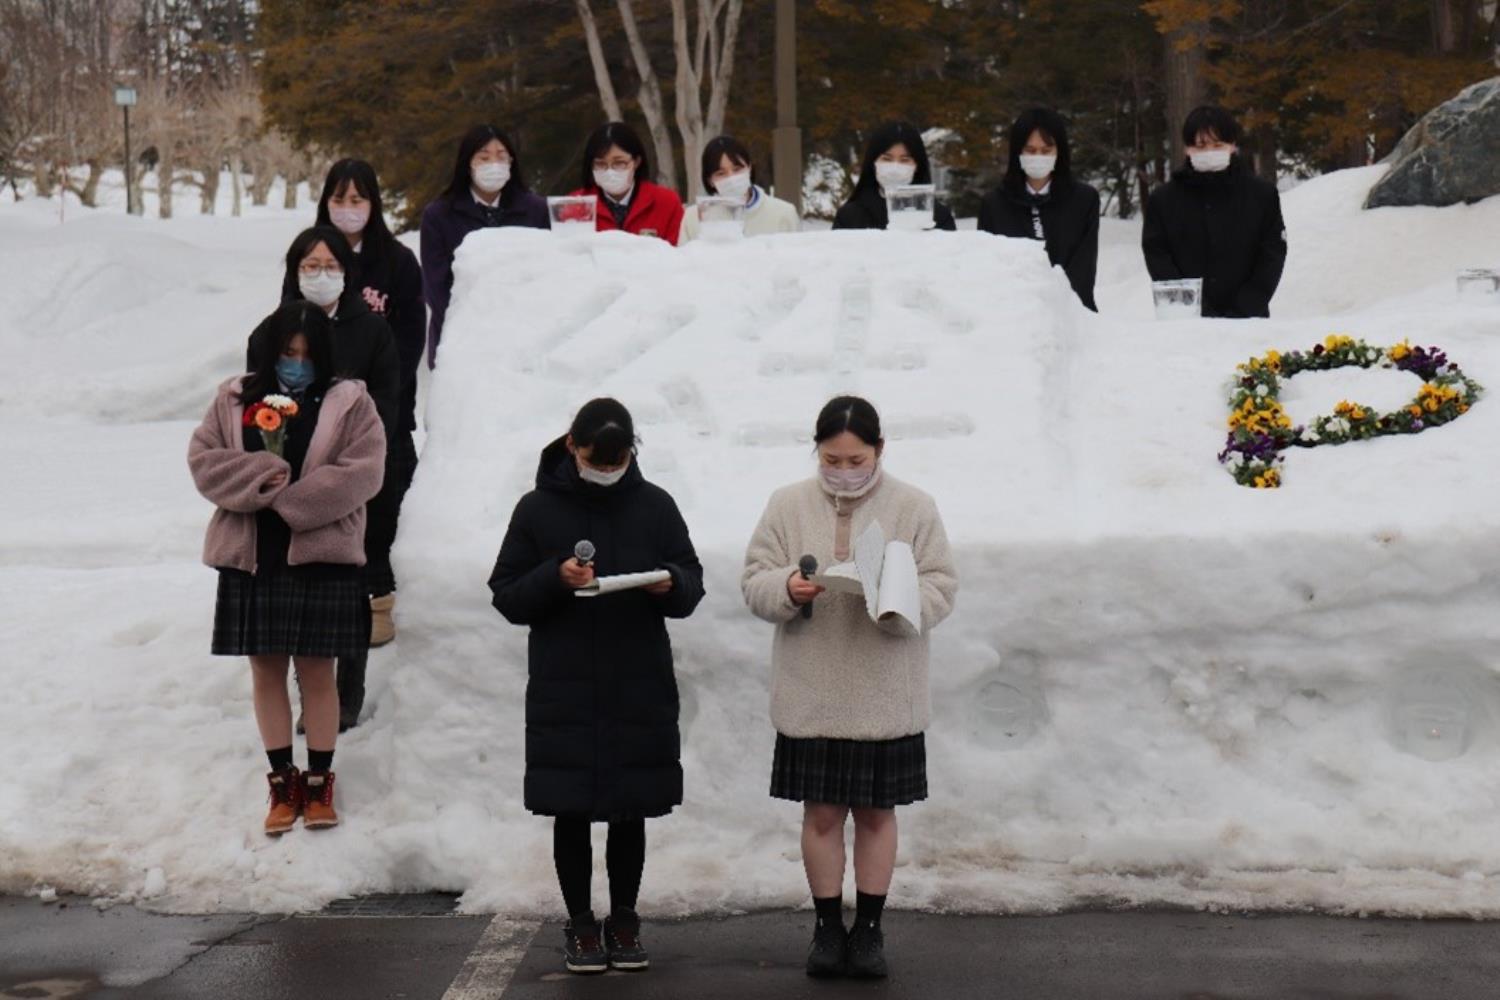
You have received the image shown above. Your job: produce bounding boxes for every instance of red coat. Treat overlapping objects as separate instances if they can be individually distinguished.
[569,179,684,246]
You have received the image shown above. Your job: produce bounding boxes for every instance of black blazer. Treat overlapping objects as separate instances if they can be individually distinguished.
[978,180,1100,311]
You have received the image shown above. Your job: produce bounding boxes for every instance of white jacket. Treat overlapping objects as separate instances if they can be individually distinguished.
[680,187,800,242]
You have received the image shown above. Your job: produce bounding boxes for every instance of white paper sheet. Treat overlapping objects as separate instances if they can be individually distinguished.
[806,521,922,635]
[574,569,672,597]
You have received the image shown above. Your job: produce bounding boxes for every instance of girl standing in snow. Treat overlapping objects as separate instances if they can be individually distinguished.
[679,135,800,241]
[742,396,958,979]
[309,160,424,703]
[190,302,386,835]
[488,399,705,975]
[568,122,685,245]
[250,225,400,732]
[978,108,1100,311]
[832,123,957,232]
[420,125,549,366]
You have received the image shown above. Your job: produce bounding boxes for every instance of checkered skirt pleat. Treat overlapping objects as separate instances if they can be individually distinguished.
[770,732,927,809]
[212,569,369,659]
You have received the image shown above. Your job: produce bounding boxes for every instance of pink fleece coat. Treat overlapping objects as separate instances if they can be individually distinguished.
[187,376,387,574]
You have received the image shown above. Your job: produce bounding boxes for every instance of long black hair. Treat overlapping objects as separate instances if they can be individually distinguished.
[315,158,396,254]
[441,125,530,205]
[580,122,651,192]
[814,395,883,448]
[279,225,360,313]
[240,301,337,403]
[569,397,637,467]
[850,122,934,201]
[701,135,755,195]
[1002,108,1074,195]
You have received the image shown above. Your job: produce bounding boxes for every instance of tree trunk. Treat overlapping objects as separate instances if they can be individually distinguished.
[200,164,220,214]
[158,160,174,219]
[284,171,299,209]
[1163,24,1208,167]
[670,0,744,202]
[1249,124,1277,183]
[577,0,625,120]
[79,160,103,207]
[230,151,244,217]
[34,161,56,198]
[249,159,273,206]
[1432,0,1459,52]
[127,165,145,216]
[616,0,680,192]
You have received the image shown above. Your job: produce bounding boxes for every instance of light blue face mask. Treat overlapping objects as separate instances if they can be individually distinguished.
[276,358,315,392]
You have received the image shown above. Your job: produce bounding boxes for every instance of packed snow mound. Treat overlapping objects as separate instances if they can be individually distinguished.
[5,170,1500,917]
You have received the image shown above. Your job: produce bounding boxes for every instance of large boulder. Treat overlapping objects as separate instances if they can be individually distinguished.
[1365,76,1500,209]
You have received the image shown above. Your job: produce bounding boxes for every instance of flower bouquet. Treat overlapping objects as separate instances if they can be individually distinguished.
[243,394,300,458]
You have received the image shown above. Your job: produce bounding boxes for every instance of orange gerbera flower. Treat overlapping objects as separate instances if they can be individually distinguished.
[280,400,299,418]
[255,408,282,432]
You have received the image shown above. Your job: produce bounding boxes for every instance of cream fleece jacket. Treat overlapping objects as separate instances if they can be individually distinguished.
[742,472,958,740]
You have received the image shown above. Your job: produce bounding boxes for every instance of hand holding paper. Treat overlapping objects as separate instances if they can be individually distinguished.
[808,520,923,634]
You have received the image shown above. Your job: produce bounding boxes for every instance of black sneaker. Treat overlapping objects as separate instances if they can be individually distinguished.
[564,915,608,974]
[805,918,848,978]
[603,910,650,971]
[845,921,888,979]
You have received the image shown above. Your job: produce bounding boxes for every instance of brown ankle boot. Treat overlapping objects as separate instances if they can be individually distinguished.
[301,771,339,829]
[370,594,396,647]
[264,767,302,836]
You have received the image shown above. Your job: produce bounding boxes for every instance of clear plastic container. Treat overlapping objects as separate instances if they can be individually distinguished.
[1152,278,1204,319]
[547,195,598,236]
[1456,268,1500,299]
[885,184,936,232]
[696,196,747,242]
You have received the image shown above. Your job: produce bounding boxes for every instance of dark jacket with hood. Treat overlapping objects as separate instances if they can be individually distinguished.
[1141,157,1288,319]
[280,247,420,433]
[978,179,1100,311]
[248,290,400,442]
[488,437,705,820]
[420,188,550,367]
[832,186,958,232]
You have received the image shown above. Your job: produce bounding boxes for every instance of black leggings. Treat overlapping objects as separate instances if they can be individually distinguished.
[553,816,646,920]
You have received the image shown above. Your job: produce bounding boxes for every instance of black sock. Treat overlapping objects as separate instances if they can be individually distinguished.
[553,816,593,922]
[266,746,294,772]
[307,749,334,773]
[855,891,885,929]
[606,819,646,916]
[814,895,844,929]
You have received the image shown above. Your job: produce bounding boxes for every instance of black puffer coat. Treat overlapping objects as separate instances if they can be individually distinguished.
[488,438,705,819]
[1141,157,1288,318]
[977,179,1100,311]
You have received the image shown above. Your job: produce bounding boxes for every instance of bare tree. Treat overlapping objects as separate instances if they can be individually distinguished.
[669,0,743,201]
[576,0,624,120]
[614,0,679,191]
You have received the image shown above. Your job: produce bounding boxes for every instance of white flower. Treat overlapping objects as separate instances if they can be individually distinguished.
[1455,383,1468,397]
[1365,350,1378,362]
[1255,384,1270,397]
[263,393,294,409]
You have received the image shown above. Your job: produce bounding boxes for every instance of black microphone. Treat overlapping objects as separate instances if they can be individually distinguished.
[574,540,596,567]
[798,555,818,619]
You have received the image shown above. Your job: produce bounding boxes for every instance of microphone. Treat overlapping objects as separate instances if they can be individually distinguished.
[574,540,596,567]
[798,555,818,620]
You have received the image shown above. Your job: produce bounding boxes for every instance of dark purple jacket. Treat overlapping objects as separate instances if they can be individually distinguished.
[419,189,550,367]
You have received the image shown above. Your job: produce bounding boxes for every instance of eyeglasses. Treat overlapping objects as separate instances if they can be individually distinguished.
[594,159,635,171]
[298,264,344,278]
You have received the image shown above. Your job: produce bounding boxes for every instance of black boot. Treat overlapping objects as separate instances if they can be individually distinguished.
[806,917,848,978]
[603,909,650,971]
[336,649,367,732]
[564,913,609,974]
[845,920,888,979]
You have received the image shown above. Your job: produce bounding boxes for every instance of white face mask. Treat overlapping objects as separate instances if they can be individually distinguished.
[1189,148,1233,173]
[472,161,511,194]
[593,167,634,198]
[298,271,344,309]
[578,458,629,487]
[1019,154,1056,180]
[329,203,370,236]
[874,161,917,190]
[715,170,752,202]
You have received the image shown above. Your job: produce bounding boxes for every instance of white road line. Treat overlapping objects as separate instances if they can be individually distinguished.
[440,916,541,1000]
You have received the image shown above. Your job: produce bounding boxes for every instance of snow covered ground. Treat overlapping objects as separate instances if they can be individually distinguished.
[4,167,1500,917]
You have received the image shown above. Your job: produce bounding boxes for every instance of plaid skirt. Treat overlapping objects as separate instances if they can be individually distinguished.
[212,567,369,659]
[770,733,928,809]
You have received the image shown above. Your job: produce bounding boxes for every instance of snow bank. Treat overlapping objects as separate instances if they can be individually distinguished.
[4,167,1500,917]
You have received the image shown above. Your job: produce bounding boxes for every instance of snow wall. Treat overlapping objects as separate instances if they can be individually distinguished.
[390,218,1500,917]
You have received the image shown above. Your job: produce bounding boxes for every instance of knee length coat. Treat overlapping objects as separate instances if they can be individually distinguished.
[488,438,705,819]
